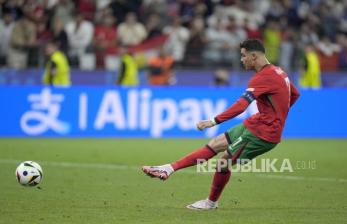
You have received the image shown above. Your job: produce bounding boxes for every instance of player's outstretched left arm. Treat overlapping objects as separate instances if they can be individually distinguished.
[214,97,250,123]
[197,96,251,131]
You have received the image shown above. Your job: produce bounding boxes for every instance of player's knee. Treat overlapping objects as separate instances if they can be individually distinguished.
[207,138,215,147]
[216,151,233,172]
[216,158,231,173]
[206,142,222,154]
[207,137,228,153]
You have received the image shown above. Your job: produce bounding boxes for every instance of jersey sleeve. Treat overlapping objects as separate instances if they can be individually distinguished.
[214,97,250,124]
[214,75,274,124]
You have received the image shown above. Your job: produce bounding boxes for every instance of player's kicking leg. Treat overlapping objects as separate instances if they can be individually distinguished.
[142,133,229,181]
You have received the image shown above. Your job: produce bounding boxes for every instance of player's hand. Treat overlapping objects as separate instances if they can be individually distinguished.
[197,120,215,131]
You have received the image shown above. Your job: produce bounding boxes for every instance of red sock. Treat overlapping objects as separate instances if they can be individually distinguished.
[171,145,216,171]
[208,170,231,202]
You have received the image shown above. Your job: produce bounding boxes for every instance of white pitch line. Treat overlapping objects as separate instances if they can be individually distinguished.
[1,159,346,183]
[254,174,347,183]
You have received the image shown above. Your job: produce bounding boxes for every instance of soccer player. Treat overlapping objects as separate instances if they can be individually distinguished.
[142,39,300,210]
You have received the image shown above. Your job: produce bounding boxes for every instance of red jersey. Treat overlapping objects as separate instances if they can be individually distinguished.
[215,64,300,143]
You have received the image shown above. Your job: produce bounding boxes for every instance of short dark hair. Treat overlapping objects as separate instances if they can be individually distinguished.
[240,39,265,53]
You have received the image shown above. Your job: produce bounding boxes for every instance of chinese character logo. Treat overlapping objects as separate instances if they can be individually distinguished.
[20,88,70,135]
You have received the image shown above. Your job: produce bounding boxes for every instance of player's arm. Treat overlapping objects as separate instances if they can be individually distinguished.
[197,92,253,131]
[197,76,269,131]
[215,92,253,123]
[290,82,300,107]
[224,74,272,122]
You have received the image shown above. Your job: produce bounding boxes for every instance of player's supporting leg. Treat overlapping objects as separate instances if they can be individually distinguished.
[142,133,229,180]
[187,124,278,210]
[186,152,231,210]
[208,152,232,202]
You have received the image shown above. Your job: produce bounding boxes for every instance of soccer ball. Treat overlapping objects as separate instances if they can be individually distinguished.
[15,161,43,187]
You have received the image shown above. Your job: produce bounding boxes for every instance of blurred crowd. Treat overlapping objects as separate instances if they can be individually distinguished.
[0,0,347,72]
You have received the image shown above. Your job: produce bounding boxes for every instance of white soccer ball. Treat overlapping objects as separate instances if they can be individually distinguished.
[15,161,43,187]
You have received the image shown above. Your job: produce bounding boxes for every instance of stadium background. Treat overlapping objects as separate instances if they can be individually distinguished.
[0,1,346,224]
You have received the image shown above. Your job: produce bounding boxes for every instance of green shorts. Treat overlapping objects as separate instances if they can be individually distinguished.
[225,123,277,163]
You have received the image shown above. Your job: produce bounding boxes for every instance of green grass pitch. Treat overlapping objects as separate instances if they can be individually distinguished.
[0,139,346,224]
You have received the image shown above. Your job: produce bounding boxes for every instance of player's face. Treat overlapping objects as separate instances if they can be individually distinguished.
[240,48,255,70]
